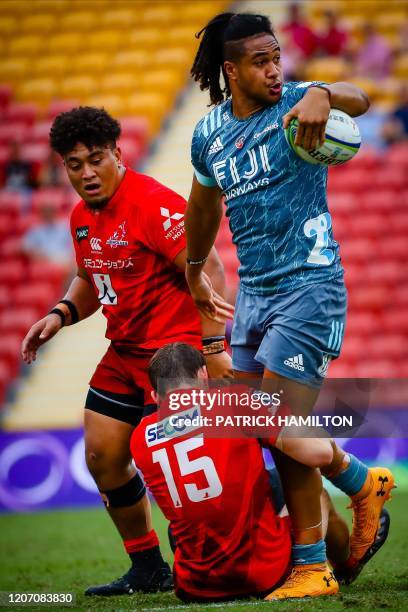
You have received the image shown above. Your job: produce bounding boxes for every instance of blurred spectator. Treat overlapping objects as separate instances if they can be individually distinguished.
[355,23,392,79]
[22,202,73,276]
[3,141,35,192]
[281,3,318,60]
[318,10,349,57]
[380,83,408,146]
[38,150,67,188]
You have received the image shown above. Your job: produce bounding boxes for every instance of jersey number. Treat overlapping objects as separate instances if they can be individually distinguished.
[152,437,223,508]
[92,273,118,305]
[303,213,335,266]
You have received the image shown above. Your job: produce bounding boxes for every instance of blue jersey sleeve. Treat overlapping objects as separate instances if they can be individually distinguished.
[285,81,327,105]
[191,118,218,187]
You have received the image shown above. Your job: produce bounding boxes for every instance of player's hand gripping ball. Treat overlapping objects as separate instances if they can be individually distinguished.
[285,109,361,166]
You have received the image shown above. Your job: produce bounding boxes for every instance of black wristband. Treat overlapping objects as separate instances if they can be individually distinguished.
[49,308,65,327]
[202,336,225,346]
[186,257,208,265]
[59,300,79,324]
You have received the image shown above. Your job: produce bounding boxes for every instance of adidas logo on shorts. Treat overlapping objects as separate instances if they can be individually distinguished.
[284,353,305,372]
[208,137,223,155]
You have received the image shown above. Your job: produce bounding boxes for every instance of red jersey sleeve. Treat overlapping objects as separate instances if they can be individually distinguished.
[137,180,187,262]
[69,205,83,268]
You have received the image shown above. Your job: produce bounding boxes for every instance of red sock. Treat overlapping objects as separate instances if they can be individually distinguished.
[124,529,159,554]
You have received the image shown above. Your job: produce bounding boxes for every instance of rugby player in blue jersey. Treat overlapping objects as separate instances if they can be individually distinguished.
[184,12,394,599]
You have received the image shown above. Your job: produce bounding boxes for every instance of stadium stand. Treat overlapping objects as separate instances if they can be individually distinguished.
[0,0,407,420]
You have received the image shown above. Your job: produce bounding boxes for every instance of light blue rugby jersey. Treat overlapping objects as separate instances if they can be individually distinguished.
[191,81,344,296]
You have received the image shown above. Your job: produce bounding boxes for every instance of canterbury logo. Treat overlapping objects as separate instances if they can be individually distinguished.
[377,475,389,496]
[160,207,183,231]
[90,238,102,251]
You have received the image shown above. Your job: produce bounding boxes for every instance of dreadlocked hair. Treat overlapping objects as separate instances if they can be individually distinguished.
[50,106,121,156]
[191,12,275,106]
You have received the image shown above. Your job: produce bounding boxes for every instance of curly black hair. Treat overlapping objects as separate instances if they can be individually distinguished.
[49,106,121,156]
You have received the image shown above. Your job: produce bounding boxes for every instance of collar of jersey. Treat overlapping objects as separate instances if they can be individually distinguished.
[226,86,288,123]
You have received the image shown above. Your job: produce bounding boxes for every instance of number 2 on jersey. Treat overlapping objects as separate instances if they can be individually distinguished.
[152,437,223,507]
[303,212,335,266]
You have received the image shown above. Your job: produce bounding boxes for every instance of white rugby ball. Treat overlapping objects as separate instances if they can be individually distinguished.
[285,109,361,166]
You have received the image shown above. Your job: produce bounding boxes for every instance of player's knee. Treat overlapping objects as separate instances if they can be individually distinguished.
[85,443,132,483]
[312,441,334,468]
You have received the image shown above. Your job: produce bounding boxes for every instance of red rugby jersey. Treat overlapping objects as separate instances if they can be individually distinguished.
[70,169,201,349]
[131,410,291,600]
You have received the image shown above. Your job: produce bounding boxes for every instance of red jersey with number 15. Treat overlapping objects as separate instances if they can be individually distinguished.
[131,408,292,601]
[70,169,201,349]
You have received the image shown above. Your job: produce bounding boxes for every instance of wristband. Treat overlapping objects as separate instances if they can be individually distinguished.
[308,84,331,105]
[58,299,79,324]
[49,308,66,327]
[202,339,225,355]
[202,336,225,346]
[187,257,208,265]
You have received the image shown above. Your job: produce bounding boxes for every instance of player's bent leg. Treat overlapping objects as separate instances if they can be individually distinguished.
[83,407,172,596]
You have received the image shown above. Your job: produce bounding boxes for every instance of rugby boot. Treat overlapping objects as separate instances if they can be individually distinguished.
[265,563,339,600]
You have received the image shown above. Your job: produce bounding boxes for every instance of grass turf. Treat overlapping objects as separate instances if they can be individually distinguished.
[0,492,407,611]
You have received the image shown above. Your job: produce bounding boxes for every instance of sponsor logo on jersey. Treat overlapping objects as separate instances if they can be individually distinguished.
[146,406,201,447]
[253,123,279,139]
[318,354,332,377]
[235,136,245,149]
[160,207,184,232]
[106,221,128,248]
[284,353,305,372]
[208,136,223,155]
[90,237,102,251]
[76,225,89,241]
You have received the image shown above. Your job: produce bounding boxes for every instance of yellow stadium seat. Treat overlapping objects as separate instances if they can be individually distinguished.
[0,0,31,17]
[0,16,18,38]
[48,33,83,55]
[177,2,221,25]
[167,26,199,50]
[20,14,57,35]
[349,77,379,101]
[87,30,123,52]
[393,53,408,78]
[71,53,111,75]
[59,11,98,32]
[127,28,163,49]
[101,9,137,29]
[113,50,150,70]
[86,94,127,117]
[0,58,30,84]
[140,68,186,93]
[20,0,67,13]
[305,57,350,82]
[141,5,174,25]
[153,47,191,69]
[100,72,140,95]
[124,92,170,134]
[32,55,70,79]
[60,76,98,101]
[8,35,44,57]
[16,78,57,106]
[374,13,408,36]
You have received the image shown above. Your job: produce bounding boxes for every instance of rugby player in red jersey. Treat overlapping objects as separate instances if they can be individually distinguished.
[21,107,233,597]
[132,343,389,602]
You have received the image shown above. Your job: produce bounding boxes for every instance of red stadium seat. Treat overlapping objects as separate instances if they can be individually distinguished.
[0,259,25,287]
[28,260,65,285]
[0,334,22,377]
[382,310,408,334]
[348,286,390,311]
[47,99,79,119]
[360,190,397,213]
[1,237,22,259]
[0,84,12,111]
[368,335,407,360]
[0,121,30,145]
[354,360,396,378]
[364,261,401,286]
[340,238,374,263]
[31,188,66,212]
[20,142,49,164]
[118,138,143,167]
[5,102,38,125]
[0,191,23,216]
[30,119,53,144]
[13,282,57,311]
[377,237,407,261]
[0,308,39,337]
[345,311,380,336]
[120,116,148,143]
[339,336,362,363]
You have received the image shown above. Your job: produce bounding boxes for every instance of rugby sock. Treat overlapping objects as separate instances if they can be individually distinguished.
[125,530,164,570]
[329,454,369,497]
[293,538,327,566]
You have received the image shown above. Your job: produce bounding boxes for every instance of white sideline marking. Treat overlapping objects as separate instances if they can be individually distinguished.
[141,602,267,611]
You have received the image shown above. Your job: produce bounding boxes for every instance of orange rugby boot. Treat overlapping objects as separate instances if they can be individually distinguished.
[348,466,395,564]
[265,563,339,600]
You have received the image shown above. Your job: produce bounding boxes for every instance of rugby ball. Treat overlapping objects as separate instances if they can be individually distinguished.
[285,109,361,166]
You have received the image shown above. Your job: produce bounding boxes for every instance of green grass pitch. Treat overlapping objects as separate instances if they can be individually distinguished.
[0,492,407,611]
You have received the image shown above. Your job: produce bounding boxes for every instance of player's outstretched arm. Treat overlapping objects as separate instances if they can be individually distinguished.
[21,267,100,364]
[283,82,370,151]
[185,177,233,321]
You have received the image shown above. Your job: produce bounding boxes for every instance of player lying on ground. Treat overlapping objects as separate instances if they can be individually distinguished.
[184,12,395,598]
[21,107,234,597]
[131,343,390,602]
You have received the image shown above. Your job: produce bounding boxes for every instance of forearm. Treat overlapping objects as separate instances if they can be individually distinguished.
[56,271,100,325]
[185,178,222,275]
[201,248,226,338]
[326,82,370,117]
